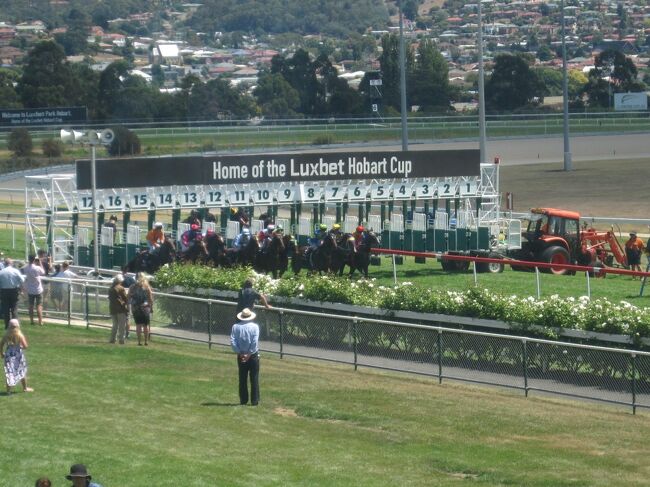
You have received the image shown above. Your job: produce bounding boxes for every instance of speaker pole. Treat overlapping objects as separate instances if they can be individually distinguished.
[90,143,99,275]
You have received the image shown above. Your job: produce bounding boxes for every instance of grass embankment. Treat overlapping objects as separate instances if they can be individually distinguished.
[2,324,649,486]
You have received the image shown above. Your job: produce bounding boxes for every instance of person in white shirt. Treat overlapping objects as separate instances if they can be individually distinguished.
[23,255,45,326]
[0,258,25,329]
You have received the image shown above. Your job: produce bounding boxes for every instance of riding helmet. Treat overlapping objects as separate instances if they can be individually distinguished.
[356,226,364,233]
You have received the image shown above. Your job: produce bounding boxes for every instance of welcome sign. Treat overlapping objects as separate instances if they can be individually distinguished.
[76,149,480,190]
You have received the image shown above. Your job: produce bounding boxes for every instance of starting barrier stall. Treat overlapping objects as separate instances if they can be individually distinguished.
[27,151,516,268]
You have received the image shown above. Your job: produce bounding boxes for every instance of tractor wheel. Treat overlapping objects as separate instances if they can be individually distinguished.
[540,246,571,275]
[476,253,505,273]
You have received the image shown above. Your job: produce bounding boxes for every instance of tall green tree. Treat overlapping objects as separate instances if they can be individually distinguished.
[254,72,301,119]
[0,68,21,109]
[585,49,645,108]
[410,39,449,112]
[17,41,75,108]
[55,8,91,55]
[485,53,545,111]
[377,34,415,112]
[272,49,323,115]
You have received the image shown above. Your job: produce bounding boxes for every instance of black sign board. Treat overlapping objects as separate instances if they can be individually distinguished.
[0,106,87,127]
[76,149,480,190]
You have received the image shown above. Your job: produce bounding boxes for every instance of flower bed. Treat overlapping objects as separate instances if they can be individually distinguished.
[154,264,650,345]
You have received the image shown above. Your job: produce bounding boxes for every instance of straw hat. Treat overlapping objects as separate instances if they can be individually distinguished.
[237,308,256,321]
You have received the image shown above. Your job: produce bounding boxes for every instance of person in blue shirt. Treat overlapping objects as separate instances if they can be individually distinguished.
[233,227,252,250]
[309,223,328,250]
[65,464,103,487]
[230,308,261,406]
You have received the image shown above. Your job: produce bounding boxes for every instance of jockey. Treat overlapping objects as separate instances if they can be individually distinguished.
[146,222,165,251]
[308,223,328,250]
[233,227,252,250]
[181,223,203,252]
[260,224,275,252]
[353,225,366,250]
[230,207,250,227]
[330,223,342,240]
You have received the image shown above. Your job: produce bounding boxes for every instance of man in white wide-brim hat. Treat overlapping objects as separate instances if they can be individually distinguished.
[230,308,261,405]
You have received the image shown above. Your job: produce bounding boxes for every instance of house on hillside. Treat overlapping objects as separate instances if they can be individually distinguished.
[151,43,183,65]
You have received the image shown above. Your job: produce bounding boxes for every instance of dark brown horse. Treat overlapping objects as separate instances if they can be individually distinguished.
[127,237,177,274]
[256,233,286,278]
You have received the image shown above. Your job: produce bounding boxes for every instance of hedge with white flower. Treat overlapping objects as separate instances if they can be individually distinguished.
[155,264,650,342]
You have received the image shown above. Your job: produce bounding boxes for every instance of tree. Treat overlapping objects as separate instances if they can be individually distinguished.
[42,138,63,158]
[108,126,141,156]
[0,68,21,109]
[17,41,75,108]
[377,34,415,111]
[254,72,301,118]
[485,53,545,111]
[584,49,645,108]
[54,9,90,55]
[410,39,450,112]
[8,128,32,157]
[536,45,554,62]
[272,49,323,115]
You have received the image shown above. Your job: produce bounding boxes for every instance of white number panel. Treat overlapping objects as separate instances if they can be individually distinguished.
[347,184,368,201]
[325,185,345,202]
[129,191,149,210]
[392,183,412,200]
[155,191,175,209]
[179,189,200,207]
[205,188,226,207]
[78,194,94,212]
[414,182,433,199]
[228,189,250,206]
[276,186,299,203]
[436,180,457,198]
[301,185,322,203]
[103,192,124,211]
[460,179,478,196]
[252,188,274,205]
[370,183,390,201]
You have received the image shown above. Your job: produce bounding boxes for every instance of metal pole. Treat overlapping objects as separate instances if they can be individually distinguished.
[472,261,478,286]
[477,0,487,164]
[398,0,408,151]
[585,270,591,298]
[560,0,572,171]
[90,144,100,275]
[631,353,637,415]
[392,254,397,284]
[67,280,72,326]
[207,300,212,349]
[522,339,529,397]
[535,266,541,299]
[279,311,284,359]
[437,330,443,384]
[353,319,358,371]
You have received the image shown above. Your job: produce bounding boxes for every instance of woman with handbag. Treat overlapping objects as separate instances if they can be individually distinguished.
[129,273,154,346]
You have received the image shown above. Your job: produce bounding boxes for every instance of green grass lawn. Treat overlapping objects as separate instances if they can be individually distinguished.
[2,323,650,486]
[370,255,650,304]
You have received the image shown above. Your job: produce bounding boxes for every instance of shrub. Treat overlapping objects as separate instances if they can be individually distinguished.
[108,125,141,156]
[8,128,32,157]
[312,134,334,145]
[41,138,64,157]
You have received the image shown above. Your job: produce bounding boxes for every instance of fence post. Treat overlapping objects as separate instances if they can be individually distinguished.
[585,271,591,298]
[279,311,284,359]
[472,261,478,286]
[207,300,212,350]
[67,280,72,326]
[522,339,528,397]
[353,318,358,371]
[631,353,637,415]
[84,283,89,329]
[437,329,443,384]
[535,267,541,299]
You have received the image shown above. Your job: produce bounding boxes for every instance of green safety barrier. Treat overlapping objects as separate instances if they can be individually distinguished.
[425,228,435,251]
[112,244,127,268]
[125,244,140,264]
[478,227,490,249]
[100,245,113,270]
[77,246,92,267]
[403,228,413,252]
[412,230,426,252]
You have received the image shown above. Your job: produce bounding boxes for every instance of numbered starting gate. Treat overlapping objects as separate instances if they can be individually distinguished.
[226,221,240,246]
[298,217,312,246]
[100,226,114,269]
[126,225,141,264]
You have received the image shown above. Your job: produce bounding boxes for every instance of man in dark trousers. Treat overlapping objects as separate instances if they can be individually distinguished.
[230,308,261,406]
[0,258,24,329]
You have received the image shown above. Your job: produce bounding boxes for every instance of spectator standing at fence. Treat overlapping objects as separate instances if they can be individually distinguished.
[37,249,51,276]
[625,232,645,277]
[24,255,45,326]
[0,258,24,329]
[236,279,270,315]
[129,273,154,346]
[108,274,128,344]
[65,464,103,487]
[121,266,136,339]
[1,319,33,393]
[231,308,261,406]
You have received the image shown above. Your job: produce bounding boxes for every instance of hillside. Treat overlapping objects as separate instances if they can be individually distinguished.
[186,0,390,36]
[0,0,155,25]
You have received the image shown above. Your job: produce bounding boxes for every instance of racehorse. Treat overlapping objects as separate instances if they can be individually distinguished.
[306,232,338,274]
[347,231,380,278]
[256,232,286,278]
[228,234,259,267]
[331,233,357,276]
[203,232,230,267]
[280,235,298,276]
[127,236,177,274]
[181,238,208,264]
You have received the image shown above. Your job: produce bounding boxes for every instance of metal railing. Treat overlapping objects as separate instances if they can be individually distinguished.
[16,277,650,414]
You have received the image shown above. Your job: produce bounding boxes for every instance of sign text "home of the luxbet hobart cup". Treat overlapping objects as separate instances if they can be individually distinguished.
[76,149,479,190]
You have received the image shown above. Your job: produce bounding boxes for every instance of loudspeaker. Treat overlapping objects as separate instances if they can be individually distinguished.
[60,129,84,143]
[100,129,115,145]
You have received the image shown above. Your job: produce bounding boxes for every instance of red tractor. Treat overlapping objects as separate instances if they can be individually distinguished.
[512,208,627,275]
